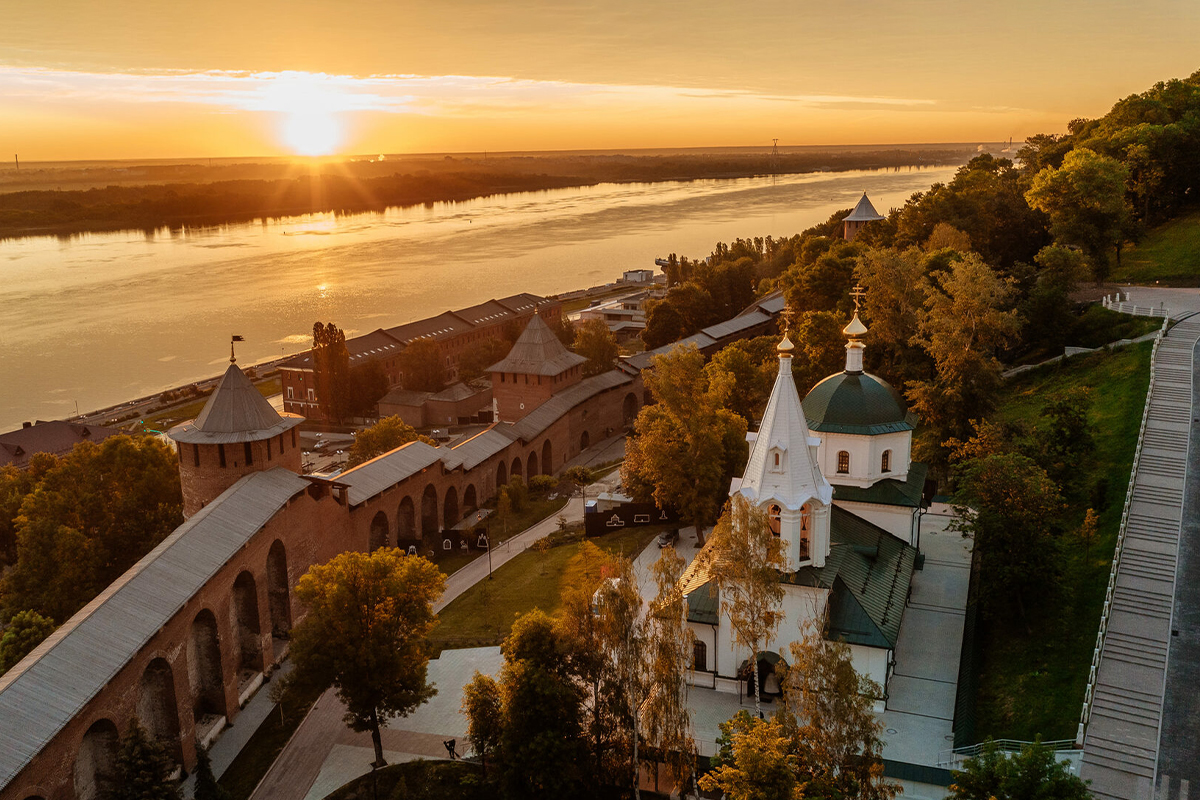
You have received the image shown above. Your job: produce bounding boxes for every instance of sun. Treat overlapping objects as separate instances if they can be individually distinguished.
[282,111,342,156]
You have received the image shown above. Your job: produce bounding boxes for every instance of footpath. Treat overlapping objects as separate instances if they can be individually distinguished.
[1080,314,1200,800]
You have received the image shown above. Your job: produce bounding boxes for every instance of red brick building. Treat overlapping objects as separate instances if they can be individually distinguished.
[488,313,587,423]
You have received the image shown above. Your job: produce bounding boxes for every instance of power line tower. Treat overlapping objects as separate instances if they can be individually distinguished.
[770,139,780,183]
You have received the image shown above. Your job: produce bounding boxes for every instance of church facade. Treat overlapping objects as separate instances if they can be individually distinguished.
[681,299,925,711]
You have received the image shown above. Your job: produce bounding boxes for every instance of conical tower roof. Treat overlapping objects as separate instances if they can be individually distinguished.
[169,363,303,444]
[735,349,833,511]
[843,192,885,222]
[487,314,587,376]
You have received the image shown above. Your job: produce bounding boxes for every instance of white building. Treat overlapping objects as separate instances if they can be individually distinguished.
[680,300,924,711]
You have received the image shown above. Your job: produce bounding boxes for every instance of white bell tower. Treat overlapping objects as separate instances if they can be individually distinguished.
[731,327,834,569]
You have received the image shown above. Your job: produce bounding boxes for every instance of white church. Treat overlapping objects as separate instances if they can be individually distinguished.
[680,292,928,711]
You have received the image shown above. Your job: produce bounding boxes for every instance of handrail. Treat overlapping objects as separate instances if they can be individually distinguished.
[937,738,1080,767]
[1075,315,1169,746]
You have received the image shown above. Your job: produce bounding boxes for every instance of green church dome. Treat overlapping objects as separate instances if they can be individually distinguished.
[801,371,915,435]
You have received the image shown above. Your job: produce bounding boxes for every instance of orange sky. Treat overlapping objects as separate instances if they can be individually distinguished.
[2,0,1198,160]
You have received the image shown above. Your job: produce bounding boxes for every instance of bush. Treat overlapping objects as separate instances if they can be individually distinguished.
[506,477,528,512]
[528,475,557,494]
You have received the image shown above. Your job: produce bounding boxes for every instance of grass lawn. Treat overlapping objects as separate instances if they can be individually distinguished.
[1112,208,1200,286]
[974,340,1153,740]
[218,677,324,800]
[430,525,662,651]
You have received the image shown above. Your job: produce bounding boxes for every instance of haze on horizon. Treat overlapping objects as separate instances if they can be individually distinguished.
[3,0,1198,161]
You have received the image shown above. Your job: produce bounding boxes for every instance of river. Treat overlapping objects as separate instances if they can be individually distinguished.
[0,165,958,431]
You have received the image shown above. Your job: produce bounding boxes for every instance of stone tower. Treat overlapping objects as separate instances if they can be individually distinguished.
[169,360,304,517]
[842,192,885,241]
[487,313,587,423]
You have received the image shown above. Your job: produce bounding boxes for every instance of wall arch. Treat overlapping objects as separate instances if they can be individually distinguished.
[527,451,539,478]
[421,484,439,537]
[541,440,553,475]
[444,486,459,528]
[138,657,182,764]
[267,540,291,636]
[511,457,523,482]
[496,460,508,489]
[463,484,478,512]
[369,510,389,552]
[397,497,416,542]
[623,392,639,425]
[188,609,226,720]
[231,571,262,674]
[73,719,119,800]
[580,430,590,451]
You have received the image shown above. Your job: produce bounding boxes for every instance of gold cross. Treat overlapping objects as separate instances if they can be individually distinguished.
[779,304,796,335]
[850,284,866,313]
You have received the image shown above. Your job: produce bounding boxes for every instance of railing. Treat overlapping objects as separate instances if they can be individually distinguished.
[1102,292,1170,318]
[937,739,1080,767]
[1075,316,1170,747]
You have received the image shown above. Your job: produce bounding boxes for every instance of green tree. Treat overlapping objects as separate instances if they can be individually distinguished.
[701,711,799,800]
[109,720,181,800]
[0,609,55,675]
[286,549,445,767]
[345,416,435,468]
[2,436,183,623]
[1025,148,1133,280]
[949,738,1091,800]
[622,344,748,545]
[458,337,512,383]
[0,461,44,567]
[1038,386,1094,485]
[1020,246,1086,352]
[191,743,230,800]
[312,322,353,422]
[594,559,649,800]
[854,247,931,387]
[347,361,390,419]
[707,495,786,717]
[704,336,777,424]
[574,318,620,377]
[790,311,849,395]
[461,671,503,779]
[398,338,447,393]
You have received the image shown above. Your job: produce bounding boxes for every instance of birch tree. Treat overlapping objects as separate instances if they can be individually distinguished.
[708,494,786,717]
[595,558,649,800]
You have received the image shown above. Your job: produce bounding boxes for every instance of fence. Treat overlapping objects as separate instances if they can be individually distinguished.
[1074,316,1170,747]
[1102,292,1170,318]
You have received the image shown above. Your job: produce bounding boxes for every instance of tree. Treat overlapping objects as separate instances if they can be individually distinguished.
[700,711,799,800]
[398,338,447,393]
[461,671,503,779]
[286,549,445,767]
[622,344,748,545]
[925,223,973,253]
[1078,508,1099,563]
[0,609,55,675]
[345,416,435,468]
[191,743,230,800]
[952,453,1064,628]
[0,462,43,567]
[1,435,183,623]
[574,318,620,377]
[780,629,898,800]
[1020,246,1086,352]
[643,547,698,795]
[906,254,1021,467]
[458,337,512,383]
[705,336,777,424]
[109,720,181,800]
[853,247,931,387]
[312,322,353,422]
[707,494,786,717]
[1025,148,1133,280]
[347,361,390,419]
[1038,387,1094,484]
[949,737,1091,800]
[789,311,849,395]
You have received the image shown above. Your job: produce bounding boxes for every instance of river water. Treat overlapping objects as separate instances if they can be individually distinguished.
[0,165,957,431]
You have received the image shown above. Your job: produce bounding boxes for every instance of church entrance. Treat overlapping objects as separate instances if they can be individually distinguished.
[741,651,785,702]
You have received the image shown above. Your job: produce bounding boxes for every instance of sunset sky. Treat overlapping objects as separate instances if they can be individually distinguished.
[4,0,1198,160]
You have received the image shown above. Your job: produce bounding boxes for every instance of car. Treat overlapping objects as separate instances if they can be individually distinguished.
[657,529,679,548]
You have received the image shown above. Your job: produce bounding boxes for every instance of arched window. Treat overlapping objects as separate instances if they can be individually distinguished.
[882,449,892,473]
[799,503,811,560]
[693,640,707,672]
[768,504,782,536]
[837,451,850,474]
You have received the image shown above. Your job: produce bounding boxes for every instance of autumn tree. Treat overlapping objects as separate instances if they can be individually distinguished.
[853,247,930,387]
[701,711,799,800]
[707,494,786,716]
[1025,148,1133,280]
[574,318,620,377]
[949,738,1091,800]
[704,336,777,424]
[0,462,44,567]
[286,549,445,767]
[312,322,353,421]
[345,415,435,468]
[1078,508,1100,563]
[109,721,181,800]
[906,254,1021,467]
[789,311,849,395]
[780,629,898,800]
[462,671,503,779]
[458,337,512,383]
[595,559,649,800]
[0,609,55,675]
[623,344,747,545]
[1,435,183,623]
[398,338,447,393]
[643,547,698,796]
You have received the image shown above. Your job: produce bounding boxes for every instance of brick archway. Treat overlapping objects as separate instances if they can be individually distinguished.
[541,439,553,475]
[231,572,262,676]
[73,719,118,800]
[138,657,182,765]
[421,484,439,538]
[188,609,226,721]
[369,510,389,552]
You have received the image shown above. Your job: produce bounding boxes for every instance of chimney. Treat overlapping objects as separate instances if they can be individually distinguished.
[22,421,31,429]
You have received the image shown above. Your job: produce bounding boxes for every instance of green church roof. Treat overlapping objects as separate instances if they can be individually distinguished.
[802,371,915,435]
[832,462,929,509]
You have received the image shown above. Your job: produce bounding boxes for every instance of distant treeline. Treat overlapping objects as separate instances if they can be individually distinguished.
[0,148,971,239]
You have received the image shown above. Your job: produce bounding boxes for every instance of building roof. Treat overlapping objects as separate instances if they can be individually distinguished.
[496,293,555,315]
[487,314,587,377]
[450,428,514,471]
[429,382,485,403]
[843,193,886,222]
[737,349,833,512]
[0,468,308,791]
[701,309,772,341]
[280,328,403,370]
[169,363,303,445]
[386,311,475,345]
[378,387,433,408]
[832,462,929,509]
[452,300,517,328]
[339,440,449,507]
[802,371,915,435]
[738,290,787,317]
[0,421,123,469]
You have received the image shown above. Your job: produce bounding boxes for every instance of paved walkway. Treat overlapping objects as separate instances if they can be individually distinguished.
[1081,315,1200,800]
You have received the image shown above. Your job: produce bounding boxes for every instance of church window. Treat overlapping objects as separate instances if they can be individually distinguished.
[693,640,707,672]
[799,504,811,559]
[837,451,850,474]
[882,450,891,473]
[774,452,780,467]
[244,442,253,466]
[768,505,782,536]
[307,388,315,402]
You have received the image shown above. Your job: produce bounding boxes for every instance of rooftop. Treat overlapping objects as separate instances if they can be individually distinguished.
[487,314,587,376]
[170,363,303,445]
[843,192,886,222]
[0,420,124,469]
[802,371,915,435]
